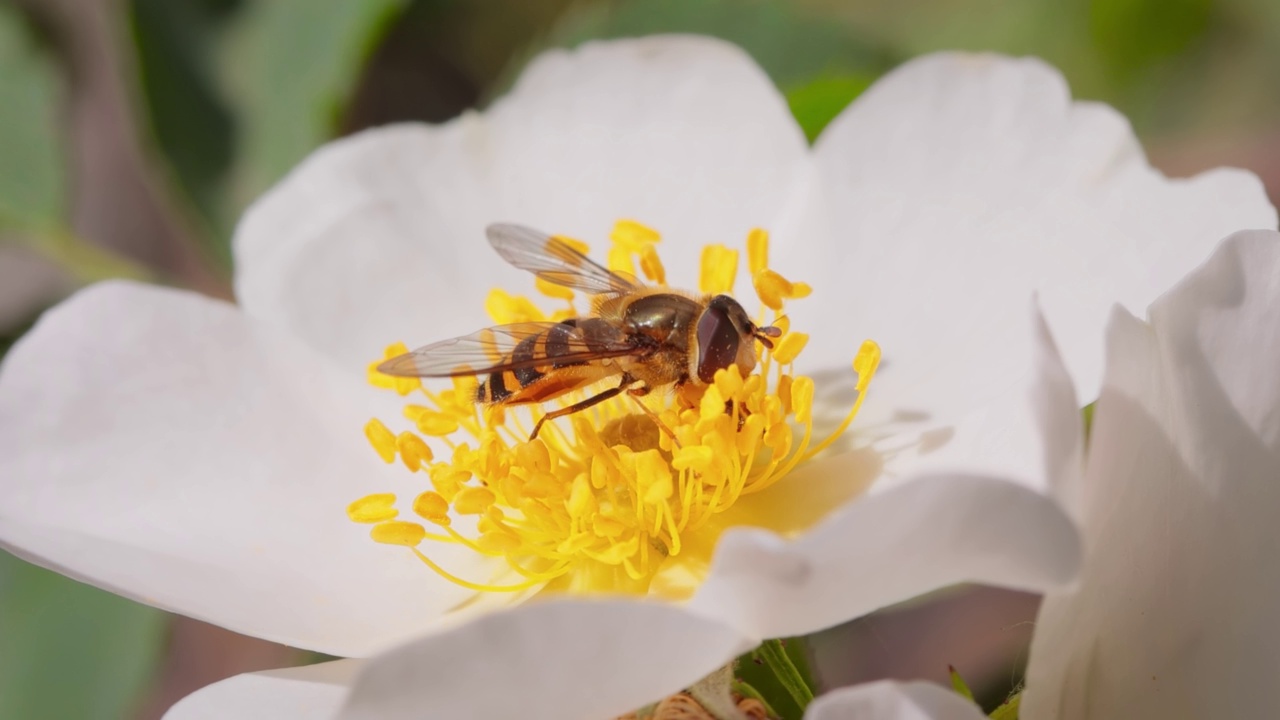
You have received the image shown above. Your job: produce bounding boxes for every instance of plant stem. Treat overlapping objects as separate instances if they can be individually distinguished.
[755,639,813,709]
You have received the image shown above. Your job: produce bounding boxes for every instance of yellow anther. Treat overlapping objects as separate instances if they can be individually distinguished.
[791,376,815,425]
[636,450,673,504]
[371,521,426,546]
[753,268,795,311]
[453,486,495,515]
[478,505,508,533]
[373,341,423,395]
[672,445,715,472]
[486,288,546,324]
[429,466,468,500]
[416,412,459,437]
[699,384,727,422]
[536,276,575,301]
[700,244,739,295]
[772,332,809,364]
[593,514,626,537]
[396,431,433,471]
[777,374,794,414]
[713,366,744,398]
[592,536,639,565]
[453,375,479,400]
[413,491,452,525]
[365,419,397,464]
[366,360,396,391]
[608,246,637,276]
[568,474,593,517]
[369,359,421,396]
[516,440,551,474]
[610,219,660,250]
[736,414,766,455]
[764,422,793,457]
[347,493,399,523]
[551,234,590,256]
[747,228,769,276]
[638,244,666,285]
[854,340,882,391]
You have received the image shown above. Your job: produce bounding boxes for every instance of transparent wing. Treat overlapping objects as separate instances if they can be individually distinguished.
[376,322,640,378]
[486,223,640,295]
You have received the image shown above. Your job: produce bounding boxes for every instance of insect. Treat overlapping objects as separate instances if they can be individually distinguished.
[378,224,782,440]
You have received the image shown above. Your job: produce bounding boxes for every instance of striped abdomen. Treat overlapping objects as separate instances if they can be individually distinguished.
[475,317,629,405]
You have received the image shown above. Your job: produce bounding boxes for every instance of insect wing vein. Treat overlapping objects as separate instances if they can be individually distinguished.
[377,321,638,378]
[486,223,638,295]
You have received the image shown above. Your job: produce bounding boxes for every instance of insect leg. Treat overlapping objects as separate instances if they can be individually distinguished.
[529,374,635,441]
[626,393,682,449]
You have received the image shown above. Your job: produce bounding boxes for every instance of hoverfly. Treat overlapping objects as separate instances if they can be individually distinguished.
[377,224,783,439]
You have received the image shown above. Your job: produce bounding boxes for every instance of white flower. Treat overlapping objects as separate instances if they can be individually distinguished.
[164,605,993,719]
[1018,229,1280,719]
[0,35,1273,717]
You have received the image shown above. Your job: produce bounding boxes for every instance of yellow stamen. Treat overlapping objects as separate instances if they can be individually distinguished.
[348,493,399,523]
[364,420,397,464]
[771,332,809,365]
[454,486,496,514]
[747,228,769,276]
[638,244,666,285]
[371,520,426,546]
[700,244,739,295]
[396,431,432,471]
[486,289,546,323]
[802,340,881,461]
[349,224,878,597]
[413,491,452,525]
[535,277,574,301]
[610,219,661,250]
[753,268,811,311]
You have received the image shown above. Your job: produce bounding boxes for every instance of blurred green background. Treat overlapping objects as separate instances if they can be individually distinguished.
[0,0,1276,717]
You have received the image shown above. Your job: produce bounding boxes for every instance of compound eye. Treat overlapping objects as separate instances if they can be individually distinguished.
[695,305,742,384]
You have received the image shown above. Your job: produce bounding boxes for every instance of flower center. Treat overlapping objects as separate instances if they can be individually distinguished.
[347,221,879,596]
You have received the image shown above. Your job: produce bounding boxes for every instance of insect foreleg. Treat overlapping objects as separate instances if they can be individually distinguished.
[529,374,637,441]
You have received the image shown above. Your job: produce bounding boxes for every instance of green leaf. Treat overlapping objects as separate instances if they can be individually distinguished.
[0,5,64,234]
[220,0,408,206]
[0,551,168,720]
[1089,0,1213,77]
[786,72,875,143]
[950,664,976,701]
[540,0,892,96]
[129,0,238,255]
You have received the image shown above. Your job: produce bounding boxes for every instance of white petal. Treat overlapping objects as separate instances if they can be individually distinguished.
[689,300,1082,639]
[1024,231,1280,719]
[0,282,495,657]
[163,660,361,720]
[690,471,1078,640]
[338,599,753,720]
[863,297,1087,503]
[805,681,988,720]
[1147,230,1280,448]
[234,35,809,369]
[790,52,1276,412]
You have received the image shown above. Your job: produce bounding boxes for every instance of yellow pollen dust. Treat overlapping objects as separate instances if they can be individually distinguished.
[350,220,880,596]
